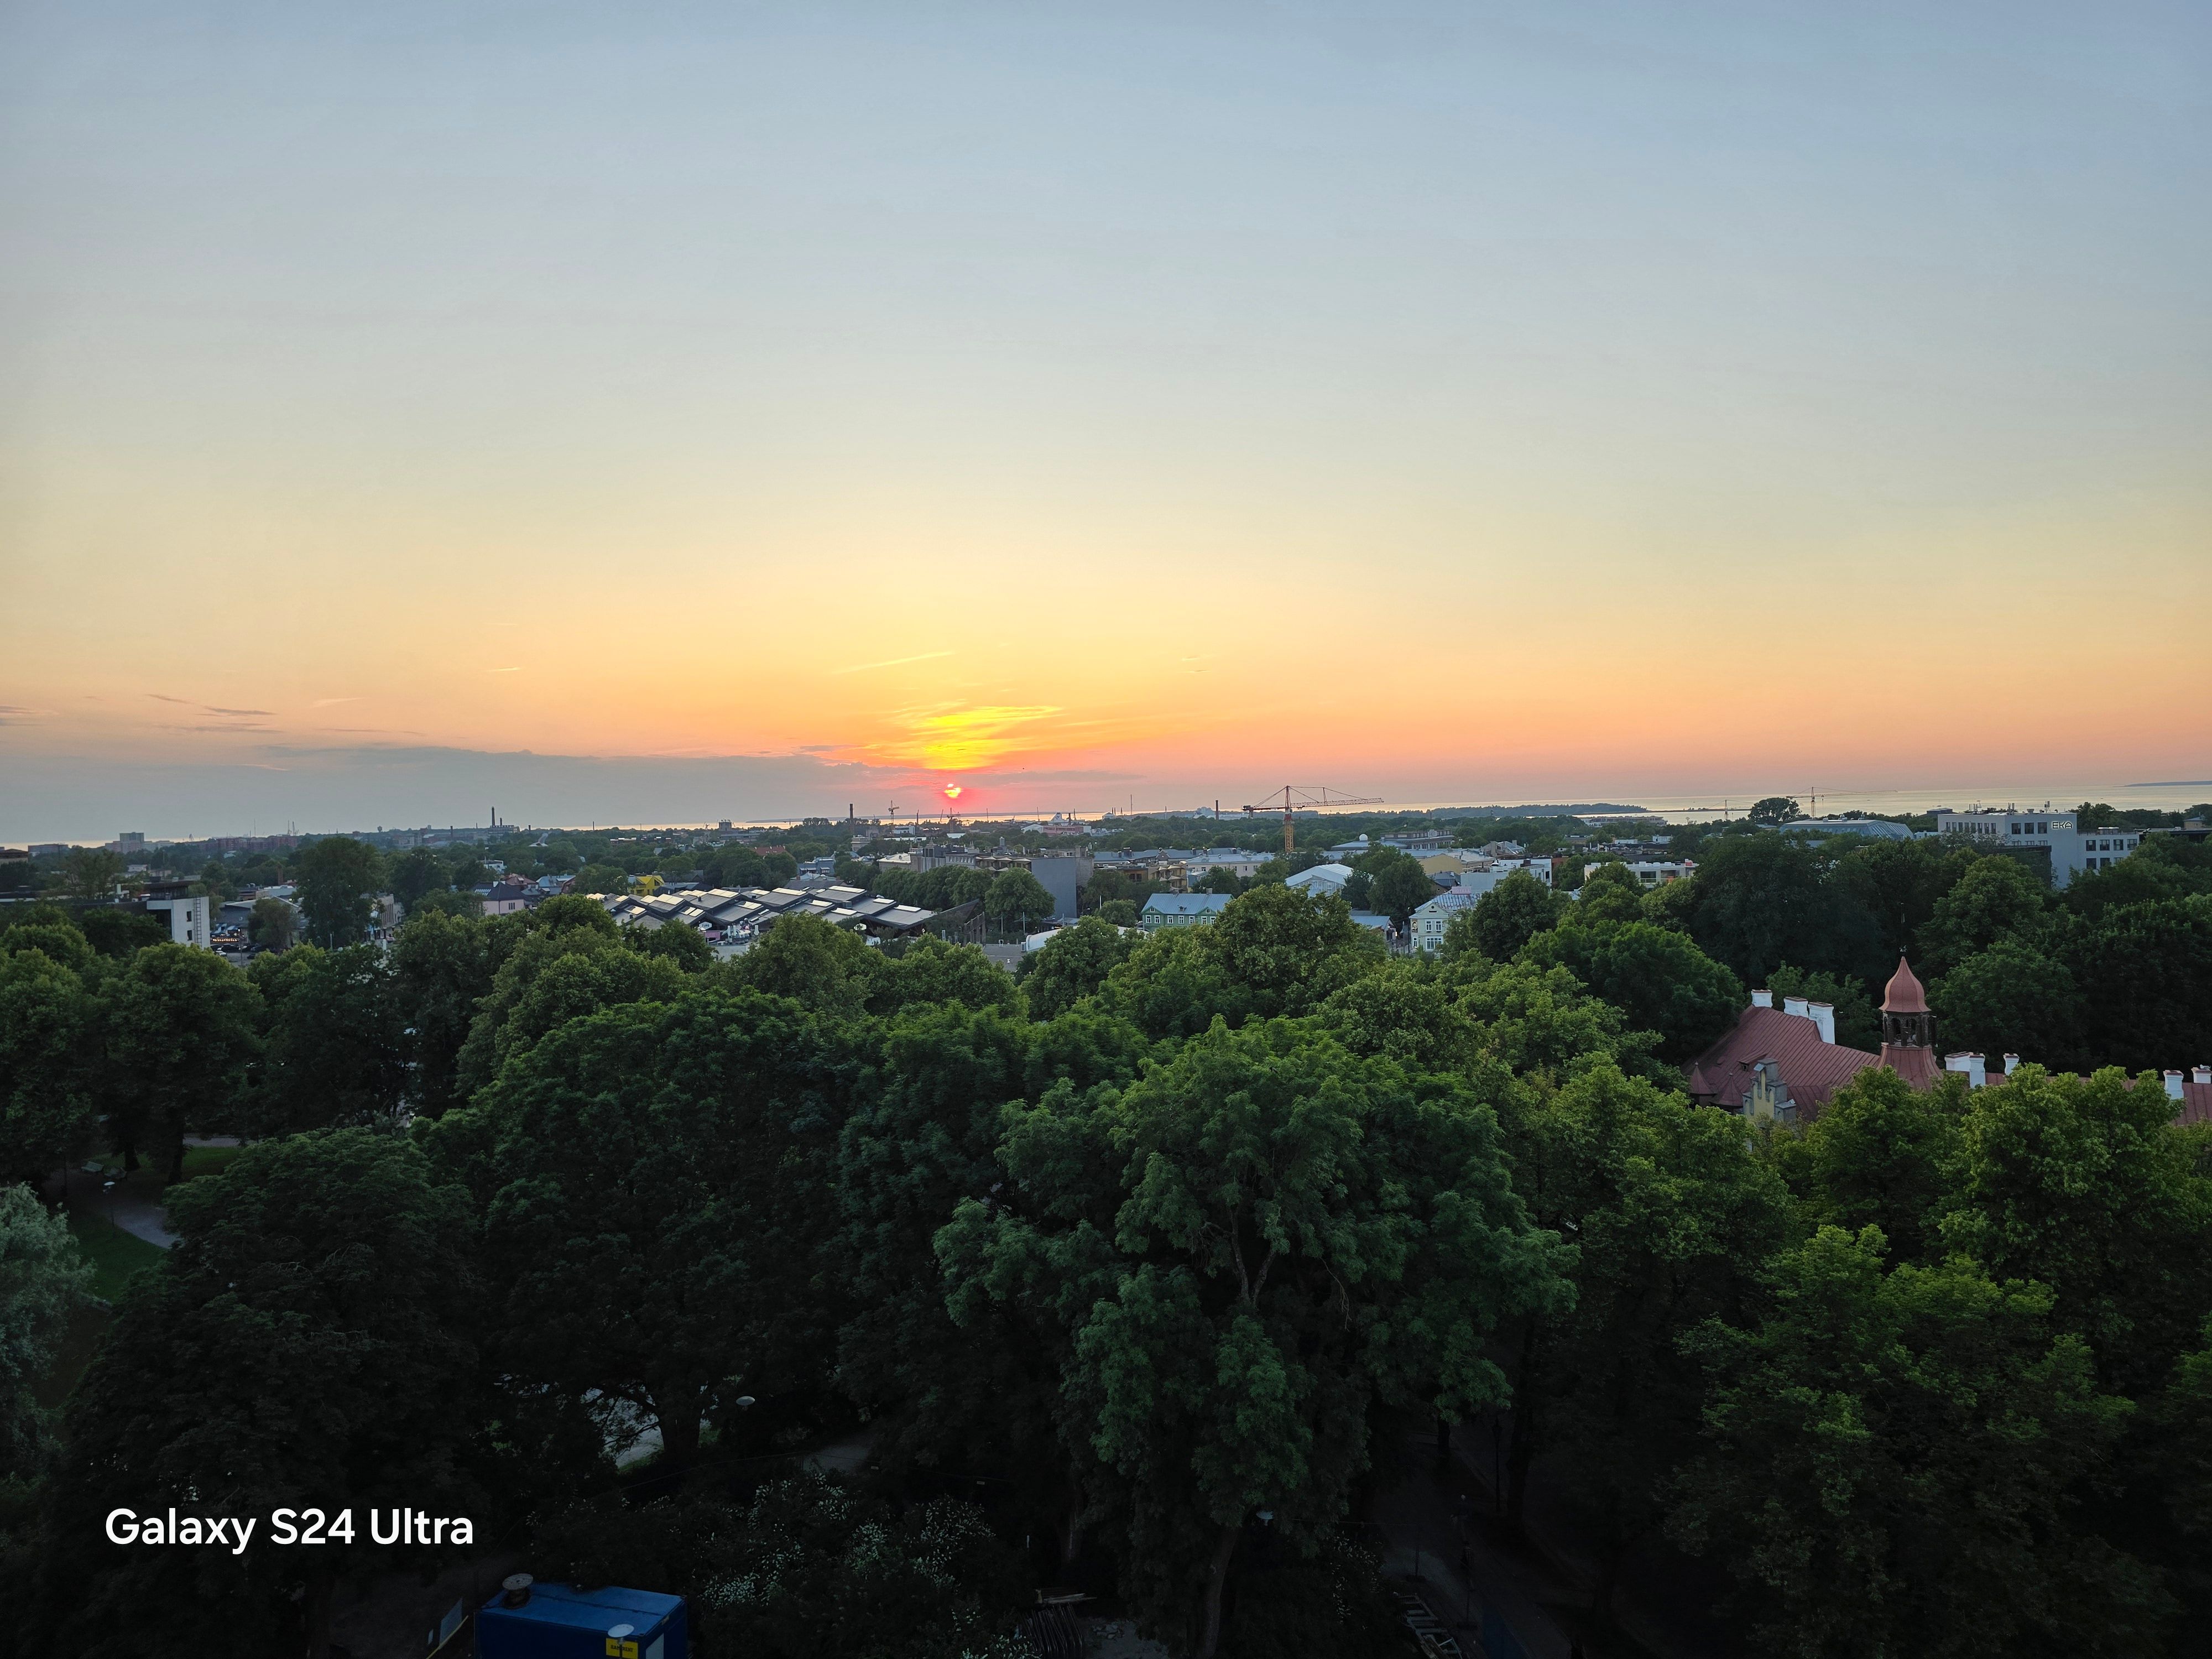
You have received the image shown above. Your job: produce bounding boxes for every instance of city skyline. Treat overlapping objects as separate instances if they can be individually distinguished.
[6,2,2208,837]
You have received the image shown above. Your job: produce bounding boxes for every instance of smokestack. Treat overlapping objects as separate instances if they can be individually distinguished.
[1750,989,1773,1008]
[1783,995,1810,1020]
[1946,1052,1987,1089]
[2166,1071,2186,1100]
[1809,1002,1835,1045]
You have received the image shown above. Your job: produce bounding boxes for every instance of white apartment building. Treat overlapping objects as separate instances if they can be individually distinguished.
[1616,859,1695,888]
[1182,848,1268,884]
[1933,810,2141,890]
[143,890,212,948]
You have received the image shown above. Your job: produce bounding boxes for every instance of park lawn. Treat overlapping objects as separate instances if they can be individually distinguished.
[37,1212,164,1407]
[175,1143,244,1182]
[68,1209,164,1301]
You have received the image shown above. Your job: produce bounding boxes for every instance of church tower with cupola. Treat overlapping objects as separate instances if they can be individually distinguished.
[1876,956,1940,1088]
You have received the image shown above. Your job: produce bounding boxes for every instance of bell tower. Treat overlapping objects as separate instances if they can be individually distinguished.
[1877,956,1939,1087]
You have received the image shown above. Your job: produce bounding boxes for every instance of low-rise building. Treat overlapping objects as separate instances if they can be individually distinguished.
[1615,859,1694,888]
[1380,830,1451,854]
[1141,892,1232,930]
[1182,848,1268,884]
[1687,959,1938,1124]
[1780,817,1916,840]
[1026,853,1094,921]
[1284,862,1355,898]
[1411,890,1479,952]
[142,883,212,949]
[1934,808,2142,889]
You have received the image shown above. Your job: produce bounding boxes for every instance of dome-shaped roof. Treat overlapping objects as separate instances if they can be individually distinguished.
[1881,955,1928,1014]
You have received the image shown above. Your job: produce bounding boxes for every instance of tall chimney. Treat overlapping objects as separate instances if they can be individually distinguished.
[1750,989,1773,1009]
[1809,1002,1835,1045]
[2166,1071,2186,1100]
[1783,995,1811,1020]
[2003,1053,2021,1076]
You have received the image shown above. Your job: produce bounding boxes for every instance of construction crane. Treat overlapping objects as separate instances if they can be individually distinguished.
[1241,785,1384,858]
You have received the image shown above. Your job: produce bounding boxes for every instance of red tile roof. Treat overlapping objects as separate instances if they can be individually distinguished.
[1686,1006,1887,1115]
[1879,1042,1941,1089]
[1881,956,1928,1014]
[2174,1081,2212,1128]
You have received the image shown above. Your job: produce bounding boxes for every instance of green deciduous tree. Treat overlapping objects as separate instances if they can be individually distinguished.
[1018,915,1138,1021]
[727,914,877,1020]
[1931,940,2084,1072]
[0,1183,90,1480]
[293,836,384,947]
[0,945,97,1186]
[1522,919,1744,1062]
[389,907,500,1117]
[1837,837,1980,961]
[1917,853,2053,976]
[388,846,450,909]
[450,899,680,1092]
[61,848,123,900]
[2058,896,2212,1072]
[248,943,408,1134]
[1747,797,1802,826]
[868,936,1016,1019]
[534,1472,1027,1659]
[1495,1062,1790,1595]
[1675,1225,2168,1659]
[942,1018,1563,1655]
[576,860,630,894]
[1366,853,1434,928]
[41,1130,486,1657]
[98,945,261,1177]
[1940,1065,2212,1395]
[985,868,1056,933]
[451,989,853,1476]
[1684,832,1883,988]
[1796,1067,1963,1264]
[1444,869,1563,962]
[633,920,716,973]
[247,895,298,950]
[1100,886,1379,1042]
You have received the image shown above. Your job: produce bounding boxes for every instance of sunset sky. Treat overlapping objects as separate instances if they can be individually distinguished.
[4,2,2208,839]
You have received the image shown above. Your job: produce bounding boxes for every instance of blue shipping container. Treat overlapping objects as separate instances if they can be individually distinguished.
[476,1581,688,1659]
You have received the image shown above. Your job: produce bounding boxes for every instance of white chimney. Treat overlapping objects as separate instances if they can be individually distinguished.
[2166,1071,2186,1100]
[1783,995,1811,1020]
[2194,1066,2211,1086]
[1809,1002,1835,1045]
[2003,1053,2021,1076]
[1945,1052,1987,1088]
[1750,989,1773,1008]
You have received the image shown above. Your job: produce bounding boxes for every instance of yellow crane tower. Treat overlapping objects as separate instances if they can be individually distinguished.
[1240,785,1384,858]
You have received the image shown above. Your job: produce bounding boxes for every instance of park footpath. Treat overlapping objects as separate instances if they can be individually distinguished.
[55,1134,246,1249]
[1375,1423,1729,1659]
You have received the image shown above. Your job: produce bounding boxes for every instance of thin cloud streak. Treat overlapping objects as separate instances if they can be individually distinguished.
[831,650,953,676]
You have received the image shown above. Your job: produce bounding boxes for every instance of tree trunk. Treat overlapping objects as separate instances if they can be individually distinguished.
[1060,1477,1086,1565]
[1196,1521,1241,1659]
[1505,1413,1536,1530]
[1506,1321,1543,1530]
[655,1386,703,1477]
